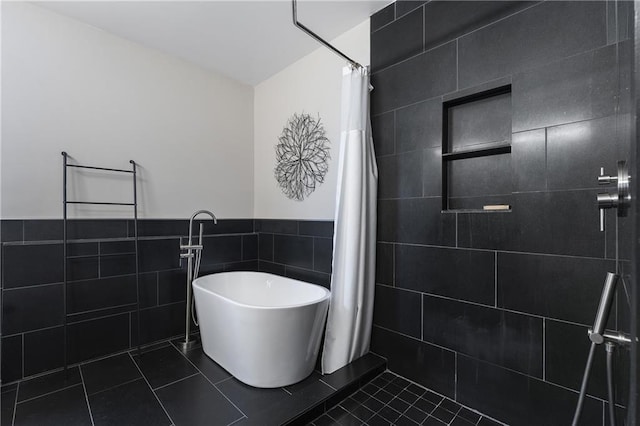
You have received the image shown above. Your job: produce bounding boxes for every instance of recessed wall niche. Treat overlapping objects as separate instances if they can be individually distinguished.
[442,85,513,211]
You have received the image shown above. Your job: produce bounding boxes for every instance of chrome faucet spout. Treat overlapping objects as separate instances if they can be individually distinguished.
[188,210,217,245]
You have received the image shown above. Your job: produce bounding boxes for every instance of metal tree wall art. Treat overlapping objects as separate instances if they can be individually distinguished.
[274,113,330,201]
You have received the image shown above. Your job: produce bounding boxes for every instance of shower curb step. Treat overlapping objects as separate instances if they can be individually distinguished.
[284,353,387,425]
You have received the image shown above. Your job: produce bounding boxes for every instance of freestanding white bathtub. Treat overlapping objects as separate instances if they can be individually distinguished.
[192,271,331,388]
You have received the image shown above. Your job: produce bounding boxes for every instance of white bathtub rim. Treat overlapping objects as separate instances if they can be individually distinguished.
[192,272,331,310]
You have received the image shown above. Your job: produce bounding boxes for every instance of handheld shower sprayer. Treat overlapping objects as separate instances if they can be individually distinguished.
[589,272,620,344]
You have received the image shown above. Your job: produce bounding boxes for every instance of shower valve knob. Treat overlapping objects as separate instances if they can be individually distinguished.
[598,167,618,185]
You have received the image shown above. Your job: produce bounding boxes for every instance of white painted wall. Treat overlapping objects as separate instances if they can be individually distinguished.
[1,2,254,219]
[253,19,370,220]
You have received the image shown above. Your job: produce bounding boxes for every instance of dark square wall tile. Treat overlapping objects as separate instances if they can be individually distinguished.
[396,97,442,153]
[371,3,395,32]
[423,148,442,198]
[138,238,180,272]
[139,272,158,308]
[23,220,62,241]
[371,6,423,71]
[258,261,285,276]
[395,0,427,18]
[3,243,63,288]
[23,326,64,376]
[373,285,421,338]
[67,275,137,314]
[285,266,331,289]
[423,1,537,51]
[1,220,23,242]
[100,240,135,255]
[133,303,185,345]
[395,245,494,305]
[201,235,242,265]
[1,335,22,383]
[378,152,423,199]
[67,314,130,364]
[458,191,605,257]
[422,296,543,377]
[242,234,258,261]
[99,254,136,278]
[377,198,455,246]
[3,284,64,334]
[371,326,455,399]
[547,115,622,190]
[135,219,187,237]
[313,238,332,274]
[457,356,603,426]
[512,43,618,132]
[66,256,99,282]
[497,252,615,325]
[372,41,457,114]
[158,269,186,304]
[376,242,393,286]
[458,1,607,89]
[512,129,546,193]
[68,219,128,240]
[298,221,334,238]
[372,111,395,156]
[274,234,313,270]
[258,233,274,261]
[255,219,298,235]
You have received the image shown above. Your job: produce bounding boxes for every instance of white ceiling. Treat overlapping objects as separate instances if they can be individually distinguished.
[33,0,391,86]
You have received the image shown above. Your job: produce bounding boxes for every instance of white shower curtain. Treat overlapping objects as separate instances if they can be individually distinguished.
[321,65,378,375]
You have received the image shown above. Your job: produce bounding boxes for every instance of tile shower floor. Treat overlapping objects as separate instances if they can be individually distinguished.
[0,338,384,426]
[1,338,502,426]
[309,372,504,426]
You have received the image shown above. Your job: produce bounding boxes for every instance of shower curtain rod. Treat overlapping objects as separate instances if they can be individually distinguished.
[291,0,363,69]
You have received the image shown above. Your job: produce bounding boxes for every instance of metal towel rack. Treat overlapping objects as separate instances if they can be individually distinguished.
[291,0,362,69]
[61,152,141,372]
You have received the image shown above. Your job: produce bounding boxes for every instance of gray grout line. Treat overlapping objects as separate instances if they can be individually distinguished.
[89,377,143,397]
[78,366,96,426]
[11,381,19,426]
[16,383,84,405]
[319,379,337,391]
[152,373,201,391]
[127,351,176,425]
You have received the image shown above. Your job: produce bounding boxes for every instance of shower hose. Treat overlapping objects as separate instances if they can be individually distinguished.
[571,342,597,426]
[606,342,616,426]
[572,341,618,426]
[190,248,203,327]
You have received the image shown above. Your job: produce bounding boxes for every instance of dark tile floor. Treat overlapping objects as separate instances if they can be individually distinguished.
[308,371,505,426]
[0,338,385,426]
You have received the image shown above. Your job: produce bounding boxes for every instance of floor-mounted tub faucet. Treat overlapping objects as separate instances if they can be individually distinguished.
[178,210,217,352]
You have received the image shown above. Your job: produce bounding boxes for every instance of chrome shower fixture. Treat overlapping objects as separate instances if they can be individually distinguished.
[178,209,217,353]
[597,160,631,231]
[588,272,621,344]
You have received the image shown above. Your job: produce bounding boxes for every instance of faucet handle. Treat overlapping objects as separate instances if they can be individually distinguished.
[598,166,618,185]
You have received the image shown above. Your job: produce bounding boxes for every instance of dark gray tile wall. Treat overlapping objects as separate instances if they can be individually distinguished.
[1,219,257,384]
[256,219,334,289]
[370,1,632,425]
